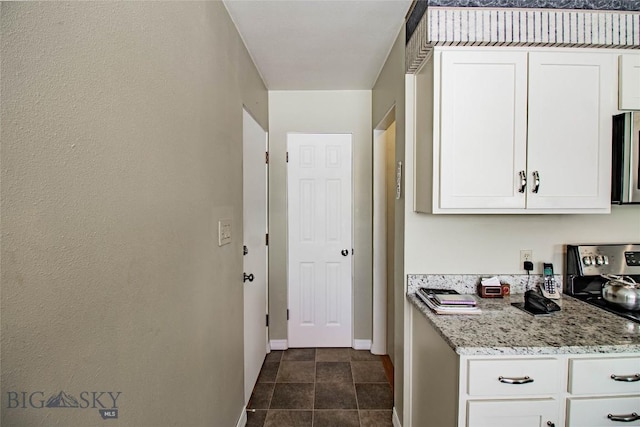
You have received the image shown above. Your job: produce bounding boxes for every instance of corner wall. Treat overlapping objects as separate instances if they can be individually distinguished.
[372,29,406,423]
[268,91,373,343]
[1,3,267,426]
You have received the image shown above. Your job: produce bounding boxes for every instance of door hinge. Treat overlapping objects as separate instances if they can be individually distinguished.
[286,152,289,163]
[266,314,269,327]
[286,309,289,321]
[352,248,354,255]
[266,233,269,246]
[265,151,269,164]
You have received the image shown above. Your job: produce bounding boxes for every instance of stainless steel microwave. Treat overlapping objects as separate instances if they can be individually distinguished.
[612,112,640,204]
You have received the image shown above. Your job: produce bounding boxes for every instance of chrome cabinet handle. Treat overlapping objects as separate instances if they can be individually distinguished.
[532,171,540,193]
[518,170,527,193]
[498,376,534,384]
[611,374,640,382]
[607,412,640,422]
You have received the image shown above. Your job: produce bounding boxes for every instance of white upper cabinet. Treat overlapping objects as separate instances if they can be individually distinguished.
[527,52,615,211]
[439,51,528,210]
[619,54,640,110]
[431,48,617,214]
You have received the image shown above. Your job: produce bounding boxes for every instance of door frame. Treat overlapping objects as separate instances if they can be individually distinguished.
[372,106,395,355]
[285,132,354,348]
[242,106,269,404]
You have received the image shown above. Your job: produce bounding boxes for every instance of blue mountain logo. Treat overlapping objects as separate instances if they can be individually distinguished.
[45,391,79,408]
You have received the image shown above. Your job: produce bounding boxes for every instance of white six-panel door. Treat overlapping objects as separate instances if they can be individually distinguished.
[243,109,268,403]
[287,133,352,348]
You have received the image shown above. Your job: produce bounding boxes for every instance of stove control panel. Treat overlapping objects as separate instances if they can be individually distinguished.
[570,244,640,276]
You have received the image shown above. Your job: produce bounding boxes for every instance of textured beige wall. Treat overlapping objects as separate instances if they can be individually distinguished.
[268,90,373,342]
[371,29,406,422]
[1,2,267,426]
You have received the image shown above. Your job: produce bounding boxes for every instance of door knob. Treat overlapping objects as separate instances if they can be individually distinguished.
[341,250,349,256]
[243,273,254,283]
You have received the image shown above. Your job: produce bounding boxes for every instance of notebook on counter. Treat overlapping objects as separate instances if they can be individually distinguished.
[416,288,482,315]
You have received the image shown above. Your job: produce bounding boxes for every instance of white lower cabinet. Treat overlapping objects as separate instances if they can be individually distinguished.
[567,396,640,427]
[566,356,640,427]
[409,307,640,427]
[462,358,562,427]
[467,399,559,427]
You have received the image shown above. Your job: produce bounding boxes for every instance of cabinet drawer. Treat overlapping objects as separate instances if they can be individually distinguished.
[467,358,560,397]
[467,398,559,427]
[569,357,640,395]
[567,396,640,427]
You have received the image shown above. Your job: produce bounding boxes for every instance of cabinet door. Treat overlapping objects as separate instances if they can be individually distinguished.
[438,51,528,209]
[619,54,640,110]
[527,52,616,211]
[467,399,559,427]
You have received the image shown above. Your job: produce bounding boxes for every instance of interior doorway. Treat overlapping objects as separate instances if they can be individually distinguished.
[372,109,396,360]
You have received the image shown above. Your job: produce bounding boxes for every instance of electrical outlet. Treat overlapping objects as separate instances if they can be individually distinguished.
[520,250,533,268]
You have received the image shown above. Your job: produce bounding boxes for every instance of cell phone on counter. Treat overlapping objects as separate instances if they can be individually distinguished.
[540,263,560,299]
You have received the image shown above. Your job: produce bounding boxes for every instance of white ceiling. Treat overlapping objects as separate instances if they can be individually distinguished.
[223,0,413,90]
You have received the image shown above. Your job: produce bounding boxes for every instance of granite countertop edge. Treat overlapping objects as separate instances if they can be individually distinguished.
[407,293,640,356]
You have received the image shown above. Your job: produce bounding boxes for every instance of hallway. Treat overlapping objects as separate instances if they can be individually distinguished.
[246,348,393,427]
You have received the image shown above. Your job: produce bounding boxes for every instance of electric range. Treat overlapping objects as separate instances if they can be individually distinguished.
[565,244,640,324]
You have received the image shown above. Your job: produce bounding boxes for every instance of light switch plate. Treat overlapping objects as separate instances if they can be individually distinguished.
[218,219,232,246]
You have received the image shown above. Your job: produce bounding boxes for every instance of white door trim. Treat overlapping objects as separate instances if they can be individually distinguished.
[372,128,388,355]
[372,106,395,356]
[242,108,268,404]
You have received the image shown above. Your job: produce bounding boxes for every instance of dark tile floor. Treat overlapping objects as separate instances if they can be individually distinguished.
[246,348,393,427]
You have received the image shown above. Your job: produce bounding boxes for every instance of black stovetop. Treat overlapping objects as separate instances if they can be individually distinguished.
[573,294,640,324]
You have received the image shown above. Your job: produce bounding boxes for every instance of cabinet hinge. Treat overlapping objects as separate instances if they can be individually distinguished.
[286,152,289,163]
[287,309,289,321]
[265,151,269,164]
[266,314,269,327]
[266,233,269,246]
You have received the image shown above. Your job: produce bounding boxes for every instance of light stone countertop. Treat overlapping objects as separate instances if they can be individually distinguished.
[408,292,640,356]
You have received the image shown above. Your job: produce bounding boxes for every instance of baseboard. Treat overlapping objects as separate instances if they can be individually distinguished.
[352,339,372,350]
[392,407,402,427]
[235,405,247,427]
[269,339,288,350]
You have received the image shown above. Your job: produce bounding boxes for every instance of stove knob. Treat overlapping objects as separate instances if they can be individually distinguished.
[602,256,609,265]
[582,256,593,266]
[595,256,604,266]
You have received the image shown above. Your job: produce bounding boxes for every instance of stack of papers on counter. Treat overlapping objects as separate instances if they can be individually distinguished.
[416,288,482,315]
